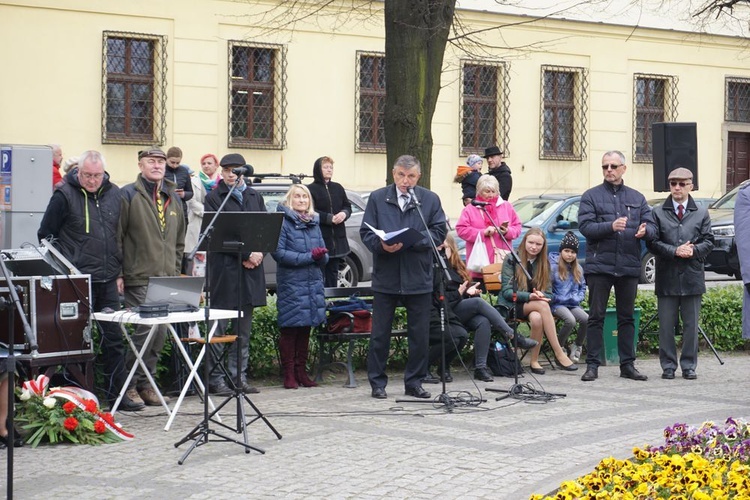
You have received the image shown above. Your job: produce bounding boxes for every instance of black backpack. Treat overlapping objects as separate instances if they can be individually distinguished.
[486,341,523,377]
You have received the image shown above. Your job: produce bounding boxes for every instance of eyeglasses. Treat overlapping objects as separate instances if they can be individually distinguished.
[669,180,691,187]
[601,164,623,170]
[80,172,104,180]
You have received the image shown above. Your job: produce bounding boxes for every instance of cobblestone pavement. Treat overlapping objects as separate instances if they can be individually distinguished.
[2,353,748,499]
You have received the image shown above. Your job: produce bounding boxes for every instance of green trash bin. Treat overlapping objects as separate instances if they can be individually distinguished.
[601,307,640,365]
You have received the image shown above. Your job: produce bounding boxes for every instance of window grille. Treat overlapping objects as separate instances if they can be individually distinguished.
[540,65,588,161]
[725,77,750,123]
[633,73,678,163]
[460,60,510,157]
[102,31,167,145]
[229,41,287,149]
[355,51,386,153]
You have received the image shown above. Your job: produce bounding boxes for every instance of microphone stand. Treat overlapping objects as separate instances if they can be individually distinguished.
[473,205,565,401]
[0,253,37,499]
[393,188,461,410]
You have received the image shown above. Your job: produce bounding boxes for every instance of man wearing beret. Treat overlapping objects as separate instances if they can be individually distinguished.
[484,146,512,201]
[204,153,267,395]
[647,167,714,380]
[118,147,185,406]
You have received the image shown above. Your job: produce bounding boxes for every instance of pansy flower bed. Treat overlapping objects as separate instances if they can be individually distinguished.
[531,418,750,499]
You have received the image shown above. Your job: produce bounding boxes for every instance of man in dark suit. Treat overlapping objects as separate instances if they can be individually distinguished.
[360,155,447,399]
[647,167,714,380]
[204,153,267,395]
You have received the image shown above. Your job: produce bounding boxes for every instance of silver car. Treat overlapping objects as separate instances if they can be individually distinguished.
[249,182,372,289]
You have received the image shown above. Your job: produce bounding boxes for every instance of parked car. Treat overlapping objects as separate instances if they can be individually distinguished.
[704,180,750,278]
[244,179,373,289]
[647,197,717,210]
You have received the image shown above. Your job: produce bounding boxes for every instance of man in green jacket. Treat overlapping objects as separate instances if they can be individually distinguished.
[118,147,185,406]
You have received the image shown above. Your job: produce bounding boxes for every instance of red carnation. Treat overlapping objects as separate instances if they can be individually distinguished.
[99,412,115,425]
[84,399,98,413]
[63,401,77,414]
[94,421,106,434]
[64,417,79,431]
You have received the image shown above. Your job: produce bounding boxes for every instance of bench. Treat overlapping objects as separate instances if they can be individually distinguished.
[314,286,406,388]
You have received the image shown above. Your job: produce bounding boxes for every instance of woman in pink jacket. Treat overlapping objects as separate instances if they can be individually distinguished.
[456,175,522,281]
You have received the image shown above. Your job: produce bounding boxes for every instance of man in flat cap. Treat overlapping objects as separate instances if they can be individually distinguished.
[203,153,267,395]
[484,146,512,201]
[646,166,714,380]
[118,147,186,406]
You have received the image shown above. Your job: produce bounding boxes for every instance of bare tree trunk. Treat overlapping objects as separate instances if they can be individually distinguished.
[384,0,456,188]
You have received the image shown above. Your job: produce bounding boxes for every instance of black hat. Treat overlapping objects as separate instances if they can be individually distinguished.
[559,231,579,253]
[220,153,246,167]
[138,147,167,160]
[483,146,504,158]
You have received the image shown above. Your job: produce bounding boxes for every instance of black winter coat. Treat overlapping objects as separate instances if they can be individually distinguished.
[360,184,446,295]
[646,196,714,296]
[204,181,267,308]
[578,181,656,278]
[488,162,513,201]
[307,159,352,258]
[37,168,122,283]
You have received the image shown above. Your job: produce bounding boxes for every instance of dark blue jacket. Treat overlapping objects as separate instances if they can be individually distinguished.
[271,204,328,328]
[578,181,655,278]
[360,184,446,295]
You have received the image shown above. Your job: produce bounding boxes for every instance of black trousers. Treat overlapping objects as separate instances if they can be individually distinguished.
[91,280,126,403]
[367,291,430,390]
[584,273,639,368]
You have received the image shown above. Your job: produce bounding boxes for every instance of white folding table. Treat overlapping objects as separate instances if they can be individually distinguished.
[92,308,239,431]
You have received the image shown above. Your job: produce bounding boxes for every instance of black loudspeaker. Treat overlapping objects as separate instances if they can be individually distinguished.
[652,122,698,191]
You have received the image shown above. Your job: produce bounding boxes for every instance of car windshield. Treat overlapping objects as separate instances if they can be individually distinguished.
[711,186,740,210]
[512,198,565,226]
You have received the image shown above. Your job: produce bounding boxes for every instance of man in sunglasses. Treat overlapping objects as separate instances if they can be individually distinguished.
[646,168,714,381]
[578,150,656,382]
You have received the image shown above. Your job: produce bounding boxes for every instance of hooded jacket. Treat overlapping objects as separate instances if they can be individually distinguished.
[548,251,587,310]
[307,158,352,258]
[37,168,122,282]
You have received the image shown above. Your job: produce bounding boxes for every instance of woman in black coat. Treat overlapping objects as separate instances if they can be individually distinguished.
[307,156,352,287]
[203,153,267,395]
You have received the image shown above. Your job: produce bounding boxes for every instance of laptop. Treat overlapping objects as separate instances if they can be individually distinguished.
[141,276,205,313]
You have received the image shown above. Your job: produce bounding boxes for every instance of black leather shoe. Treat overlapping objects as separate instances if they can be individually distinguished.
[555,359,579,371]
[117,396,146,412]
[661,369,675,380]
[620,365,648,381]
[371,387,387,399]
[512,334,538,350]
[581,366,598,381]
[530,365,546,375]
[422,370,440,384]
[404,385,431,399]
[435,365,453,383]
[682,369,697,380]
[242,382,261,394]
[209,382,233,396]
[474,367,494,382]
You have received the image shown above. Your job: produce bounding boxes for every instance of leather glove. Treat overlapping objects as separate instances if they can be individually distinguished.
[311,247,328,261]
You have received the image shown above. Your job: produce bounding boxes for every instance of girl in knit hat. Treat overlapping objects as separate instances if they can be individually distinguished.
[454,154,483,205]
[549,231,588,362]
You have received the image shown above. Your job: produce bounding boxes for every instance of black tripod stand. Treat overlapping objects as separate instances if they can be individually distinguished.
[638,311,724,365]
[175,189,283,464]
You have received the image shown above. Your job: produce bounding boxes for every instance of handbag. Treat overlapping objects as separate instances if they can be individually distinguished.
[482,262,503,292]
[466,232,490,272]
[325,295,372,333]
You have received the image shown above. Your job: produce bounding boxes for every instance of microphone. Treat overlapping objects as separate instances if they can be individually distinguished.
[471,199,490,207]
[232,165,254,177]
[407,187,421,206]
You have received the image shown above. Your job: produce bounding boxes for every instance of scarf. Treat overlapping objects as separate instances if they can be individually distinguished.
[230,182,246,204]
[474,194,504,226]
[199,171,218,193]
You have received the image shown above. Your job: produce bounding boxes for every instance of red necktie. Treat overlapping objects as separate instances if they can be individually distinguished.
[677,204,684,220]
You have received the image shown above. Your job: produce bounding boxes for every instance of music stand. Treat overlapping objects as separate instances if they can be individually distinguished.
[175,211,283,463]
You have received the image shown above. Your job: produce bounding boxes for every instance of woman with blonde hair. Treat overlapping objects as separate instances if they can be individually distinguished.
[497,228,577,374]
[272,184,329,389]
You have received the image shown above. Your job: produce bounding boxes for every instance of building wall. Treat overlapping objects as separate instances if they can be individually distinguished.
[2,0,749,221]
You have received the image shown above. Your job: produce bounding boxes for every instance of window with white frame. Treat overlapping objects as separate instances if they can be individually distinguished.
[356,52,386,153]
[461,61,510,156]
[633,73,678,163]
[540,65,588,161]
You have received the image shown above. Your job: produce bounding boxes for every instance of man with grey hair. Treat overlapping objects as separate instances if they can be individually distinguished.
[578,150,655,382]
[38,150,144,411]
[360,155,447,399]
[647,167,714,380]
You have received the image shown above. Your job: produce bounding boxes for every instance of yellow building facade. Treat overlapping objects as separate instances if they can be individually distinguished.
[2,0,749,220]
